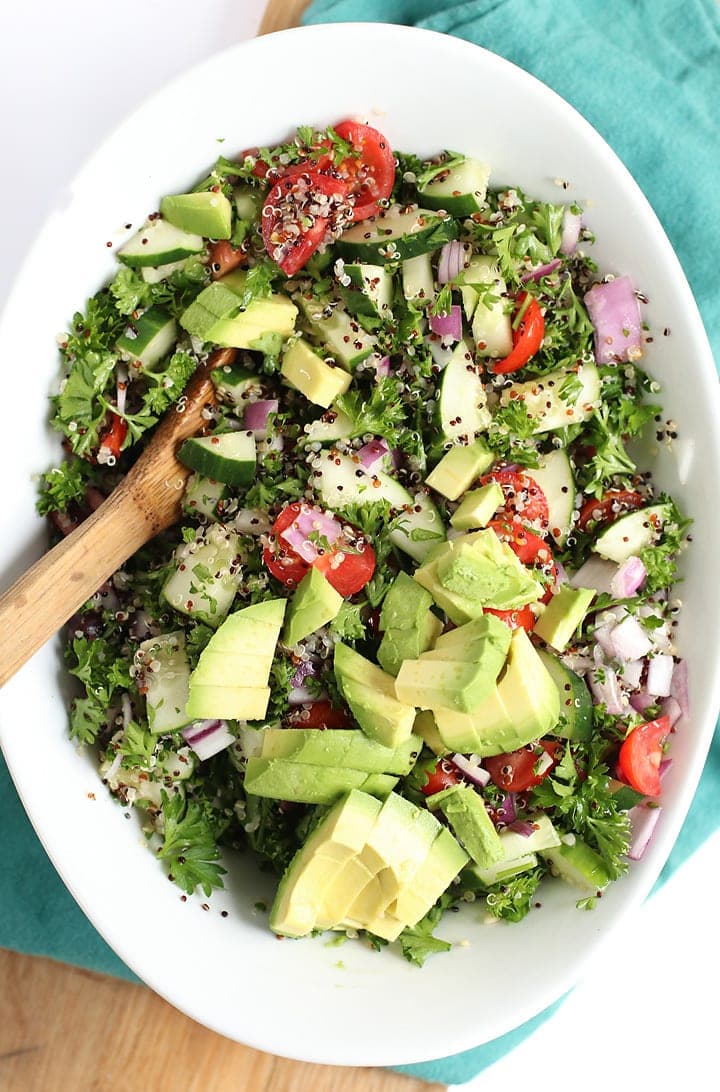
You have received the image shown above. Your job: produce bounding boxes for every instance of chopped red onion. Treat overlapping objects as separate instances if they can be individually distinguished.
[630,690,656,713]
[659,758,673,780]
[570,556,617,595]
[589,666,626,714]
[495,793,516,827]
[429,304,462,342]
[584,276,643,364]
[609,615,652,662]
[593,623,616,659]
[244,399,278,437]
[129,609,156,641]
[290,658,318,688]
[182,719,235,761]
[289,684,317,705]
[670,659,689,729]
[620,658,644,691]
[437,240,469,284]
[121,693,133,730]
[560,207,583,255]
[628,804,662,861]
[610,556,647,599]
[646,654,674,697]
[450,753,490,788]
[659,695,682,728]
[552,562,569,591]
[372,355,391,379]
[507,820,536,838]
[280,504,343,564]
[520,258,562,283]
[358,438,390,470]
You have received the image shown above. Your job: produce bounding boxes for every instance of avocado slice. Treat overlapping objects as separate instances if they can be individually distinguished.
[258,728,422,775]
[281,337,352,408]
[391,827,468,926]
[334,644,416,748]
[426,784,504,867]
[244,758,398,805]
[161,190,233,239]
[283,566,343,647]
[534,584,595,652]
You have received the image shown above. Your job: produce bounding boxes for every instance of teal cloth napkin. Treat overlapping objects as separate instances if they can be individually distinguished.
[301,0,720,1081]
[1,0,719,1083]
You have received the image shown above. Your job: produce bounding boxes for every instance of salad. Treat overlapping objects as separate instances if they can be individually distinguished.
[38,120,690,965]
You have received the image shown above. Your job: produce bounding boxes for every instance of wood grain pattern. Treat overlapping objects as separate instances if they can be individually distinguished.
[0,356,225,687]
[0,949,443,1092]
[259,0,311,35]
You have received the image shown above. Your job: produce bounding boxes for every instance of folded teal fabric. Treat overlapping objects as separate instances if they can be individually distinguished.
[1,0,718,1083]
[301,0,720,1082]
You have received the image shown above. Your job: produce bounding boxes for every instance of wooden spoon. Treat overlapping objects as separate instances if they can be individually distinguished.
[0,349,235,688]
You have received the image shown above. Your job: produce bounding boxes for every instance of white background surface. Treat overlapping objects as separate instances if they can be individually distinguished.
[0,3,717,1089]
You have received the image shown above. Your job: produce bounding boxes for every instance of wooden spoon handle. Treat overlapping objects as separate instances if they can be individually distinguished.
[0,358,223,688]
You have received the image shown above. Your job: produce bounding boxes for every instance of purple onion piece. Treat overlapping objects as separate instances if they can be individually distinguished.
[646,654,674,698]
[659,695,682,728]
[372,355,391,379]
[182,719,235,762]
[610,556,647,599]
[429,304,462,342]
[669,659,690,729]
[358,438,390,470]
[560,207,583,255]
[589,666,626,714]
[507,820,536,838]
[495,793,517,827]
[290,658,318,688]
[449,753,490,788]
[584,275,643,364]
[630,690,656,714]
[437,240,469,284]
[280,504,343,564]
[520,258,562,283]
[609,615,652,663]
[627,804,662,861]
[244,399,279,437]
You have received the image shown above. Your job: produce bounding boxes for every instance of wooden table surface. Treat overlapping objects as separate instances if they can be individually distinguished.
[1,3,444,1090]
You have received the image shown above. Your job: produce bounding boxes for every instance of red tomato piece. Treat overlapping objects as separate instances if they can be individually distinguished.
[576,489,646,533]
[237,147,270,179]
[263,503,376,596]
[208,239,248,280]
[484,605,536,632]
[333,120,396,221]
[617,716,670,797]
[482,469,550,530]
[491,293,545,375]
[421,759,461,797]
[261,169,350,276]
[97,414,127,460]
[288,700,354,730]
[485,740,561,792]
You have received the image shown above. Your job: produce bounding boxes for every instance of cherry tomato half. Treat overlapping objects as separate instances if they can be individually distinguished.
[421,758,461,797]
[484,605,536,632]
[97,414,127,460]
[263,503,376,596]
[489,519,557,603]
[332,121,396,221]
[491,293,545,375]
[288,700,354,730]
[576,489,646,533]
[481,469,550,531]
[485,740,561,793]
[261,169,350,276]
[617,716,670,797]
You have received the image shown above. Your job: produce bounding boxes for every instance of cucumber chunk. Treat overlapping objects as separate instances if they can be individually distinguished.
[438,338,492,441]
[528,449,575,546]
[162,524,244,628]
[417,157,491,217]
[536,649,593,740]
[178,432,256,487]
[116,306,176,371]
[118,218,205,268]
[134,632,192,734]
[592,504,670,564]
[335,205,458,264]
[500,363,600,433]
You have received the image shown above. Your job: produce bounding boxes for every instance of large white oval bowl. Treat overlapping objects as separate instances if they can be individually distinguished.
[0,23,718,1067]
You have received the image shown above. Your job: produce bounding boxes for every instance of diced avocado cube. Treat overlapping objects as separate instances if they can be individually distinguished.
[281,338,352,408]
[426,784,503,867]
[334,643,417,748]
[534,584,595,652]
[283,567,343,647]
[426,440,494,501]
[243,758,397,805]
[160,191,233,240]
[180,282,243,340]
[269,790,383,937]
[379,571,434,631]
[377,612,442,676]
[437,530,542,610]
[450,482,504,531]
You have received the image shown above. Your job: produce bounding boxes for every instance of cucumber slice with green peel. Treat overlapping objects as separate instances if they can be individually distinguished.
[296,293,375,368]
[116,307,176,371]
[402,253,434,305]
[463,256,513,358]
[528,449,575,545]
[592,503,670,564]
[417,157,491,217]
[500,362,601,434]
[134,632,192,734]
[211,364,264,407]
[541,839,612,894]
[160,191,233,240]
[117,218,205,268]
[438,338,492,441]
[301,408,355,445]
[182,473,228,522]
[335,205,459,264]
[178,431,256,487]
[339,263,394,319]
[312,450,445,563]
[466,852,539,890]
[233,185,260,221]
[162,524,244,628]
[536,649,593,740]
